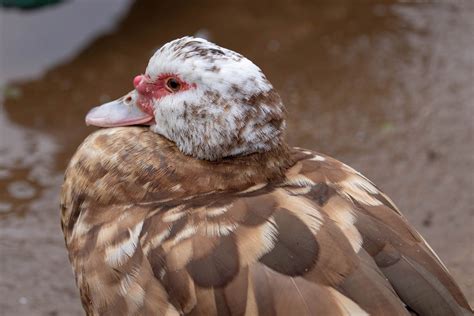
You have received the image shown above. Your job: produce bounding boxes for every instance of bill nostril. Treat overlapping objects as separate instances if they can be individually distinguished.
[133,75,143,88]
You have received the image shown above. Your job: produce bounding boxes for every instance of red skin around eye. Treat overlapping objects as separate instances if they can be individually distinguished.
[133,74,195,116]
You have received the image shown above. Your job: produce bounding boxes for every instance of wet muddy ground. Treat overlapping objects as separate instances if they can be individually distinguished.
[1,1,473,315]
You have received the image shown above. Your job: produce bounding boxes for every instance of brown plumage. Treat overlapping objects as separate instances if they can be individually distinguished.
[61,37,473,315]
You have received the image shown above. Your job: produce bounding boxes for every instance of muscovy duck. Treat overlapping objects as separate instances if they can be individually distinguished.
[61,37,473,316]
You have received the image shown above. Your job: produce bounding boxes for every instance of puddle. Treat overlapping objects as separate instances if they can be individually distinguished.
[0,103,58,216]
[0,0,133,217]
[0,1,472,314]
[0,0,133,84]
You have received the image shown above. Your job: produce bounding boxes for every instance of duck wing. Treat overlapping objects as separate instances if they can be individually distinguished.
[61,130,472,315]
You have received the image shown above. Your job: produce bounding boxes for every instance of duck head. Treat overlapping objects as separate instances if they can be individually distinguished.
[86,37,286,161]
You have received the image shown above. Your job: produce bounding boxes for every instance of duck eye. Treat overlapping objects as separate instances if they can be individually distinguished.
[166,78,181,92]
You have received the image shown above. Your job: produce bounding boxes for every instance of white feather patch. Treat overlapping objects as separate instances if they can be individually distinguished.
[143,228,171,255]
[339,174,382,206]
[162,205,187,222]
[239,183,267,194]
[97,224,117,246]
[172,225,197,245]
[236,217,279,266]
[309,155,326,162]
[283,174,316,188]
[126,282,146,310]
[328,288,369,316]
[71,218,92,240]
[275,189,323,234]
[206,203,232,217]
[203,222,239,237]
[324,197,363,253]
[105,221,143,267]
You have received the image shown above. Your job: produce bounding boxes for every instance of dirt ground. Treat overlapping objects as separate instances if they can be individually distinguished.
[0,1,473,315]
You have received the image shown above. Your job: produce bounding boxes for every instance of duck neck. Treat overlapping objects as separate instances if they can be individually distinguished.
[212,141,293,183]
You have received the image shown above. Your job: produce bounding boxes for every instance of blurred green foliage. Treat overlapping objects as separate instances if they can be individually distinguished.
[0,0,63,9]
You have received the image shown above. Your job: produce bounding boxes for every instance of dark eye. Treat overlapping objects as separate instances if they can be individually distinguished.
[166,77,181,92]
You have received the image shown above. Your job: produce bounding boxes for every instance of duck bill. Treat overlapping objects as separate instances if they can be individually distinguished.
[85,90,153,127]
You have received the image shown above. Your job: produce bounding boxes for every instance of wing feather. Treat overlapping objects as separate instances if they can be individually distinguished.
[62,143,472,315]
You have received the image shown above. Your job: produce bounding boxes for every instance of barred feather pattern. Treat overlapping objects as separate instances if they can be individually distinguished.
[61,127,473,316]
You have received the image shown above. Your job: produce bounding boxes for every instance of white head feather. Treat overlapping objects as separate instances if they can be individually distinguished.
[145,37,286,160]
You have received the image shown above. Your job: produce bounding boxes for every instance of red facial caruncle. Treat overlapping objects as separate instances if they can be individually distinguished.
[85,72,195,128]
[133,73,195,116]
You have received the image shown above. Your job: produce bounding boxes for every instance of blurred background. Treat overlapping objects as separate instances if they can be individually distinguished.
[0,0,473,315]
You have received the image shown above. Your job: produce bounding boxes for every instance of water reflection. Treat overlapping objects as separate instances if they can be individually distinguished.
[0,104,60,216]
[0,0,133,219]
[0,0,133,84]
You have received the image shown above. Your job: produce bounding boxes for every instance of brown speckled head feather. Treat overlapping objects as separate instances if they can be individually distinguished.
[61,127,472,316]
